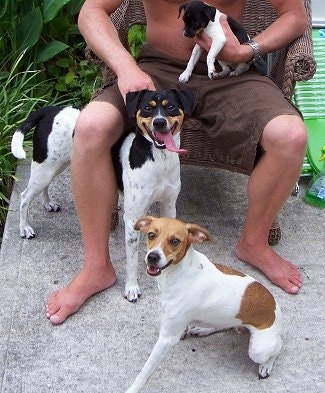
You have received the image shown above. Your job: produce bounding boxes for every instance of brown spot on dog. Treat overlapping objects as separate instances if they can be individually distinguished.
[236,282,276,329]
[215,263,246,277]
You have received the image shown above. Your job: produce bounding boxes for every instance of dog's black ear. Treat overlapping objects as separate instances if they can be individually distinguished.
[177,3,187,19]
[203,4,216,22]
[125,90,147,118]
[172,89,196,117]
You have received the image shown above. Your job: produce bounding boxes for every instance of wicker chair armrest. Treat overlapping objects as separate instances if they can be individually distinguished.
[270,0,316,98]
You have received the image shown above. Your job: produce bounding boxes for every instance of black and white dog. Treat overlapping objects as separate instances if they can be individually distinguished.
[178,0,250,82]
[11,89,195,302]
[11,106,80,239]
[113,89,195,301]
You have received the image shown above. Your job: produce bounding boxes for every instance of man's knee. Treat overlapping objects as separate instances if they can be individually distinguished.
[74,102,124,151]
[262,115,307,154]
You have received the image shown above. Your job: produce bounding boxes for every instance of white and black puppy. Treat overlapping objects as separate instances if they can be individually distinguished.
[11,106,80,239]
[178,0,250,82]
[112,89,195,302]
[125,216,283,393]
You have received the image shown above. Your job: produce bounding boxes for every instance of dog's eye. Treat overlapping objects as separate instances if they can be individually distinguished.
[169,238,180,246]
[167,104,175,111]
[144,105,153,112]
[148,232,155,240]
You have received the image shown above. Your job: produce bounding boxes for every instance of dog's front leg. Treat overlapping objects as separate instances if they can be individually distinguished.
[123,215,142,302]
[207,38,226,79]
[125,333,181,393]
[179,44,203,83]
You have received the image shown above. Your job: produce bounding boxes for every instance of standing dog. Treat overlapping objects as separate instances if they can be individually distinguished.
[12,90,195,304]
[178,0,250,82]
[125,216,283,392]
[113,89,195,302]
[11,106,80,239]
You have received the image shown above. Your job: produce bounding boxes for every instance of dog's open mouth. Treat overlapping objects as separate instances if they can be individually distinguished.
[145,124,187,155]
[147,261,172,276]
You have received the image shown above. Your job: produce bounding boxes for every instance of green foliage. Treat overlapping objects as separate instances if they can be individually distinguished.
[128,25,147,58]
[0,0,100,103]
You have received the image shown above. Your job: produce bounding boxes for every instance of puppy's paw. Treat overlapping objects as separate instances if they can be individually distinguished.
[20,225,36,239]
[208,70,217,80]
[124,284,141,303]
[179,71,191,83]
[230,63,250,77]
[43,201,61,212]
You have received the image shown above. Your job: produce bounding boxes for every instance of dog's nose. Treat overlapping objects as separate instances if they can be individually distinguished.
[153,118,167,130]
[147,251,160,264]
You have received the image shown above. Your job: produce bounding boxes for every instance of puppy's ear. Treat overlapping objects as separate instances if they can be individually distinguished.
[173,89,196,116]
[203,4,216,22]
[125,90,147,118]
[134,216,156,232]
[186,223,213,244]
[178,3,187,19]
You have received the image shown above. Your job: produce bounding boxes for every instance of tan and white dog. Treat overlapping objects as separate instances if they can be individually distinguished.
[126,216,283,393]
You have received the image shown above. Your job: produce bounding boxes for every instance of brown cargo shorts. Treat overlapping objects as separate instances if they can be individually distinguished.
[91,44,301,173]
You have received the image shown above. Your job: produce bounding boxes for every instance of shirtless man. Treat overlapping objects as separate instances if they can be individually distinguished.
[46,0,308,324]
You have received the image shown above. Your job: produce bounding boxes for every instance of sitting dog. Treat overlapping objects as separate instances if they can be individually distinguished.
[11,106,80,239]
[178,0,250,82]
[125,216,283,392]
[112,89,195,302]
[12,90,195,304]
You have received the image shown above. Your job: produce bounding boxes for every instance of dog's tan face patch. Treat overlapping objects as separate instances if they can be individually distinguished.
[236,282,276,329]
[146,218,191,266]
[136,97,185,136]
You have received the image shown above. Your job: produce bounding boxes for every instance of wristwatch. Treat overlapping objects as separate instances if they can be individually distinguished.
[243,39,262,64]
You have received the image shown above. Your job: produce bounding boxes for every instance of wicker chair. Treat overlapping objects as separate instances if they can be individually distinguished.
[87,0,316,238]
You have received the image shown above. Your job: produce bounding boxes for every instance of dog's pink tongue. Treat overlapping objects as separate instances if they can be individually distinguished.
[156,131,187,155]
[147,266,161,276]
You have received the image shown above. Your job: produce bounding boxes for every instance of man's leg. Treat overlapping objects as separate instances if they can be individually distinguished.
[236,115,307,294]
[46,101,123,324]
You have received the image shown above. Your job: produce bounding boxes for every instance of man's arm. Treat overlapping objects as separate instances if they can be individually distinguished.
[78,0,155,98]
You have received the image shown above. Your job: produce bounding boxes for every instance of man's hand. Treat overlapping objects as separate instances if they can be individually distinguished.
[117,65,156,102]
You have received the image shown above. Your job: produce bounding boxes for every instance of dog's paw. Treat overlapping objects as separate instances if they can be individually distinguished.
[258,364,272,379]
[124,284,141,303]
[185,326,220,337]
[20,225,36,239]
[179,72,191,83]
[43,201,61,212]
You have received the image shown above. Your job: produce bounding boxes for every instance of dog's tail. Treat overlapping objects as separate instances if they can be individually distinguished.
[11,106,63,159]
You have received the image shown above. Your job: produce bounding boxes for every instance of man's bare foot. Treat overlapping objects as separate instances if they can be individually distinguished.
[46,263,117,324]
[236,240,302,294]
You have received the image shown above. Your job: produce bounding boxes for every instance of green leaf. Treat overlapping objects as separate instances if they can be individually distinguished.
[43,0,71,23]
[66,0,84,15]
[65,70,75,84]
[56,58,71,68]
[37,41,69,62]
[16,8,43,51]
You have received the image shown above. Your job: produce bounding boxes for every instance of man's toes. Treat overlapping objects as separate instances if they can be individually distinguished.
[49,312,68,325]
